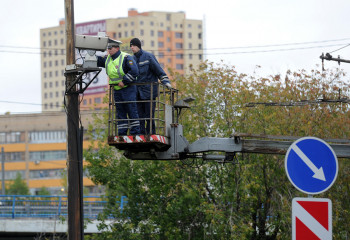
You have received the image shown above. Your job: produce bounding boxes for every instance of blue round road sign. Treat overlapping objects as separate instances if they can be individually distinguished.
[285,137,338,195]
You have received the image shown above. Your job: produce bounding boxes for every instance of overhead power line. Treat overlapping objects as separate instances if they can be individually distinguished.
[0,38,349,56]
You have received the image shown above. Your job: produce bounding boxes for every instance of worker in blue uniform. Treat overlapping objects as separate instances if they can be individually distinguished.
[130,38,172,135]
[97,40,140,136]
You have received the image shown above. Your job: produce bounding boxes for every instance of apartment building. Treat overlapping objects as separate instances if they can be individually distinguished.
[40,9,204,112]
[0,111,101,195]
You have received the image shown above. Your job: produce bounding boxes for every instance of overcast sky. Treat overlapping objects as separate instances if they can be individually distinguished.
[0,0,349,114]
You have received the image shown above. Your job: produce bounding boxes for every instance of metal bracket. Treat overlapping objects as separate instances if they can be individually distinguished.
[65,67,102,94]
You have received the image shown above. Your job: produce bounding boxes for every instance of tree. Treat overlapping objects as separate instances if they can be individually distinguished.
[85,62,350,239]
[6,172,30,195]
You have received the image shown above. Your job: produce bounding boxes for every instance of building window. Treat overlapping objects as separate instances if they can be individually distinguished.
[166,14,171,21]
[124,31,128,37]
[175,32,182,39]
[158,31,164,37]
[44,82,47,88]
[94,97,101,104]
[55,60,58,66]
[56,92,59,97]
[140,21,144,25]
[55,81,59,87]
[49,82,53,88]
[50,92,53,98]
[150,21,154,26]
[188,32,192,38]
[140,29,144,36]
[113,33,116,38]
[54,39,57,45]
[55,71,58,77]
[43,62,47,68]
[0,132,24,144]
[176,53,183,59]
[118,24,121,28]
[44,72,47,78]
[198,24,202,29]
[131,21,134,26]
[189,53,193,59]
[61,49,64,55]
[151,41,155,47]
[199,54,202,60]
[124,22,128,27]
[189,43,192,49]
[118,32,122,38]
[43,41,46,47]
[30,150,66,160]
[83,99,87,105]
[158,42,164,48]
[29,131,66,143]
[61,59,65,65]
[48,40,51,46]
[3,152,25,162]
[131,30,134,36]
[49,61,52,67]
[199,44,202,49]
[166,27,170,31]
[175,43,183,49]
[29,169,63,179]
[159,52,164,58]
[176,64,184,70]
[175,24,178,28]
[160,22,164,27]
[167,58,171,63]
[188,24,192,28]
[150,30,154,36]
[198,33,202,39]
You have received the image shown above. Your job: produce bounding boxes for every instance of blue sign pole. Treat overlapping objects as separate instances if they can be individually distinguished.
[285,137,338,195]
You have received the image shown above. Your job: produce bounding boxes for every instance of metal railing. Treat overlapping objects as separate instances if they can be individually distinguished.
[108,82,178,137]
[0,195,127,219]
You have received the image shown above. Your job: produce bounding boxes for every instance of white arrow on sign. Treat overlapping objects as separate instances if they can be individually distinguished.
[292,144,326,181]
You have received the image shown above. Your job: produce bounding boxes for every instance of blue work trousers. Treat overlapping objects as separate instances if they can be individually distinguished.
[114,85,140,135]
[137,96,156,135]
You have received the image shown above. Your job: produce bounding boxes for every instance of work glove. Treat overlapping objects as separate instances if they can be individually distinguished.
[164,83,172,89]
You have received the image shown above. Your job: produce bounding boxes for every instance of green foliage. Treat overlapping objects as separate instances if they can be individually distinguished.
[85,62,350,239]
[37,187,51,196]
[6,172,30,195]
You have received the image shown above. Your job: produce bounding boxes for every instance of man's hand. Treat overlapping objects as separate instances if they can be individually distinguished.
[164,83,172,89]
[118,82,125,88]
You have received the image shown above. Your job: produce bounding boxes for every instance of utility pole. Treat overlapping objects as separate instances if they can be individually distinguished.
[65,0,83,239]
[1,147,5,195]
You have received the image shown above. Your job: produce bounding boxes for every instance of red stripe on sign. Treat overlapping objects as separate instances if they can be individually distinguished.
[297,201,329,230]
[296,217,320,240]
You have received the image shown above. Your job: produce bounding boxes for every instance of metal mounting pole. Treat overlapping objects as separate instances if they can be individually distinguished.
[65,0,83,239]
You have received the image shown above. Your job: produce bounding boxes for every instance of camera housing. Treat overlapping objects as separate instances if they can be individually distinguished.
[75,34,109,51]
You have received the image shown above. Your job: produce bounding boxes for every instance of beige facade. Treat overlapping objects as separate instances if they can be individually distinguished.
[0,111,101,195]
[40,9,203,112]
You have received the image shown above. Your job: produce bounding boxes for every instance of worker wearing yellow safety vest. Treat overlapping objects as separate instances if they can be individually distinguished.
[97,39,140,135]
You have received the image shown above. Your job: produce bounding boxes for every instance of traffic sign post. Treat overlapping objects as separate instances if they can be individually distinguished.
[292,198,332,240]
[285,137,338,195]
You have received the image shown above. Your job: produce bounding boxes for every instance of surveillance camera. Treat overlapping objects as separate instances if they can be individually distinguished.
[75,34,109,51]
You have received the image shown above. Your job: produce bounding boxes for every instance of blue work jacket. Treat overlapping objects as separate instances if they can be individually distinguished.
[133,49,170,99]
[97,50,139,85]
